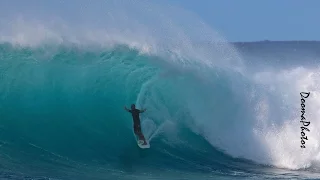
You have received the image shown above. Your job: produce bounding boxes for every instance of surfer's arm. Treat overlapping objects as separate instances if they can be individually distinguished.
[124,106,131,112]
[140,108,146,113]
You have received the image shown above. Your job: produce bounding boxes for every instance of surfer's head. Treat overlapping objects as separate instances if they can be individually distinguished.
[131,104,136,110]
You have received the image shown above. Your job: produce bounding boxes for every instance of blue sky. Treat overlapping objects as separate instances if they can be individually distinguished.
[1,0,320,42]
[168,0,320,42]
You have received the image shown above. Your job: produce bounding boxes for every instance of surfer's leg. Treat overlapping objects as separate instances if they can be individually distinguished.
[138,133,147,145]
[134,126,139,135]
[135,125,147,145]
[134,125,142,138]
[138,130,147,145]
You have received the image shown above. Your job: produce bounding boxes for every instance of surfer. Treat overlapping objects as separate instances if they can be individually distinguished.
[124,104,147,145]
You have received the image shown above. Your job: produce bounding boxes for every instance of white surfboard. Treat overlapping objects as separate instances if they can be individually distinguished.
[136,137,150,149]
[132,118,154,149]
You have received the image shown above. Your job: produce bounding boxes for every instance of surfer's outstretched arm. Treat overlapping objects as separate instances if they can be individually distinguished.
[124,106,131,112]
[140,108,146,113]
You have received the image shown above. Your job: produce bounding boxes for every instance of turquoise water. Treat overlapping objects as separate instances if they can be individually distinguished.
[0,44,245,179]
[0,43,319,180]
[0,0,320,179]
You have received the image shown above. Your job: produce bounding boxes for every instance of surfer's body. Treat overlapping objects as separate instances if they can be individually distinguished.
[124,104,147,145]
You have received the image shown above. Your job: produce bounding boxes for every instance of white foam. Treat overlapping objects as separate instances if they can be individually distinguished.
[173,62,320,170]
[0,0,244,74]
[251,67,320,169]
[193,66,320,169]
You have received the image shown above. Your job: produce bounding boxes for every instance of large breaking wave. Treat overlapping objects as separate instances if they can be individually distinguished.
[0,0,320,179]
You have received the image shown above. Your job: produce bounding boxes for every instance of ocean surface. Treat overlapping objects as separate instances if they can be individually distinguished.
[1,1,320,180]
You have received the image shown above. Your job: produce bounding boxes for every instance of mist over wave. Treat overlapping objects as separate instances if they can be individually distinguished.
[0,0,320,179]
